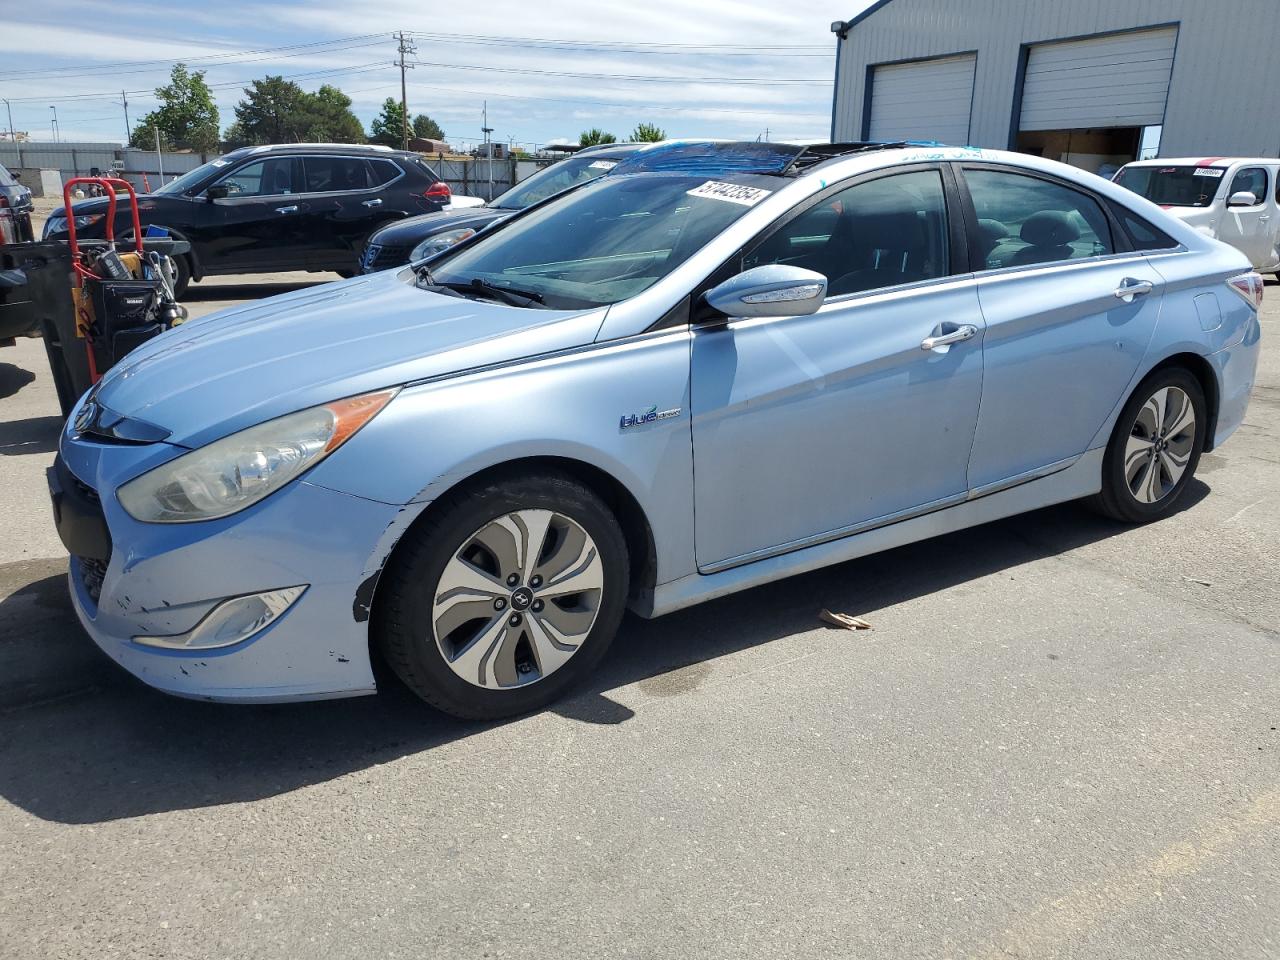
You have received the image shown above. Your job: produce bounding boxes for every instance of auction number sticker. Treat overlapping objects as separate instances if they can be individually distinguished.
[1193,167,1225,178]
[588,160,618,170]
[687,181,772,206]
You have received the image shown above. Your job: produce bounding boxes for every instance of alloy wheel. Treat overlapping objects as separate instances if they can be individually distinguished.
[1124,385,1196,504]
[431,509,604,689]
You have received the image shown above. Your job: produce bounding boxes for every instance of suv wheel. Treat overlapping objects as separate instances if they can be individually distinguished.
[377,471,630,719]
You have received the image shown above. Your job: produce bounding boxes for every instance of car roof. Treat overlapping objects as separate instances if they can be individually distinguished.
[1122,157,1279,168]
[224,143,411,160]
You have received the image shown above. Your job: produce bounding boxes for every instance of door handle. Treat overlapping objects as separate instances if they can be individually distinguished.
[1113,278,1154,302]
[1259,215,1271,222]
[920,324,978,351]
[362,198,383,208]
[275,205,299,215]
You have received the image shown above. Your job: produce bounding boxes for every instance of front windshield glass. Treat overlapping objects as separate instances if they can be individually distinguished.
[1115,165,1224,208]
[153,157,237,195]
[427,173,777,309]
[491,154,625,210]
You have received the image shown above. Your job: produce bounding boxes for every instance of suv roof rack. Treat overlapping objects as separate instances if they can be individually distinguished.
[247,142,396,154]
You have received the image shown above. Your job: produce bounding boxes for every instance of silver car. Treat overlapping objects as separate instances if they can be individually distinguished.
[51,142,1262,718]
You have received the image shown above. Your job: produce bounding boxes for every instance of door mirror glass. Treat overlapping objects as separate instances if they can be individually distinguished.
[704,265,827,318]
[1228,190,1259,208]
[205,184,229,202]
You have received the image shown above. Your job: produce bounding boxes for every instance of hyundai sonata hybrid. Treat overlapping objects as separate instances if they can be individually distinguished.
[49,141,1261,718]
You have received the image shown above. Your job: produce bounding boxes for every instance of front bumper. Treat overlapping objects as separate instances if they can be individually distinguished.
[51,429,414,703]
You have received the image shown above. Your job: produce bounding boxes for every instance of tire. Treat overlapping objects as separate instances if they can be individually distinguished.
[1090,366,1206,523]
[171,254,191,298]
[335,269,357,279]
[376,470,630,719]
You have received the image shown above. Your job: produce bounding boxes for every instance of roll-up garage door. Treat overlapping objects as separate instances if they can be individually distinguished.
[867,54,976,145]
[1019,27,1178,131]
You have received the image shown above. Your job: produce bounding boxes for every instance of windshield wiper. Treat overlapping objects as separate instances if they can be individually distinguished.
[468,277,544,307]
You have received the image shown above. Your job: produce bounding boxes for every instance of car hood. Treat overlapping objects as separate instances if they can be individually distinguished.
[94,270,606,449]
[369,207,510,245]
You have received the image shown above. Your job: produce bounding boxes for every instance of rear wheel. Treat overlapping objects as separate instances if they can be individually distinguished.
[1090,367,1206,523]
[376,471,629,719]
[170,253,191,298]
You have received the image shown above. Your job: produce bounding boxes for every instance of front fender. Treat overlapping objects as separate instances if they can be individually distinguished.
[306,329,699,587]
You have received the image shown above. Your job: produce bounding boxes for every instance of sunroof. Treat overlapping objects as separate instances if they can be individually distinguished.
[613,141,806,176]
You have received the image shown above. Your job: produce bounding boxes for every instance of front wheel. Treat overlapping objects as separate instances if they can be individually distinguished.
[376,471,630,719]
[1090,367,1206,523]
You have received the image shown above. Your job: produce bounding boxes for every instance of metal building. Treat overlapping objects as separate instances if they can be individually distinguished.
[830,0,1280,173]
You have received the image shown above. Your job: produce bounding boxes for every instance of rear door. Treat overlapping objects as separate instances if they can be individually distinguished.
[1217,164,1274,268]
[958,164,1164,490]
[690,166,985,570]
[298,155,389,271]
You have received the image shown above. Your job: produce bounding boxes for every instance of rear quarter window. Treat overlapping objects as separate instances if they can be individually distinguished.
[1110,203,1178,251]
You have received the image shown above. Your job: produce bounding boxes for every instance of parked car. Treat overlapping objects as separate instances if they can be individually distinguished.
[50,142,1260,718]
[1114,158,1280,276]
[360,142,646,272]
[43,143,451,295]
[0,162,35,244]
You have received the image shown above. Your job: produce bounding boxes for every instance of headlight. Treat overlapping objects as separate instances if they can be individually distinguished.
[411,227,477,261]
[43,214,102,237]
[73,214,105,229]
[118,389,397,523]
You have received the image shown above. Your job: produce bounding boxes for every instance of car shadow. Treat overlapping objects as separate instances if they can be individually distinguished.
[182,279,336,303]
[0,483,1209,825]
[0,415,61,456]
[0,361,36,401]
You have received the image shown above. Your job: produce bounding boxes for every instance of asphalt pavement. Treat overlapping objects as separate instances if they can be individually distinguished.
[0,271,1277,959]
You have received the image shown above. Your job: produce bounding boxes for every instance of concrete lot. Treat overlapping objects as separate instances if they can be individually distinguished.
[0,272,1277,959]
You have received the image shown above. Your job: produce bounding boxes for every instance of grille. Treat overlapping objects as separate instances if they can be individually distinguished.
[365,243,412,271]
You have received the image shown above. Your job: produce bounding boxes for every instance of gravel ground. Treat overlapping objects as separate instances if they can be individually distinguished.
[0,265,1276,959]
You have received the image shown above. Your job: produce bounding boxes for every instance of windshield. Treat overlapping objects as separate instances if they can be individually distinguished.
[153,157,237,195]
[491,155,624,210]
[0,164,15,187]
[1115,165,1225,208]
[427,173,777,309]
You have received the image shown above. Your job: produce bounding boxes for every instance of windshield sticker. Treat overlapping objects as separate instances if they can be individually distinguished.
[210,159,229,167]
[1193,168,1224,178]
[687,181,772,206]
[588,159,618,170]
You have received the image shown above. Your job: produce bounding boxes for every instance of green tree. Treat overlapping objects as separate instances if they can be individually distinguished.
[369,98,406,147]
[578,128,617,147]
[227,77,365,145]
[412,114,445,140]
[630,122,666,142]
[129,63,219,151]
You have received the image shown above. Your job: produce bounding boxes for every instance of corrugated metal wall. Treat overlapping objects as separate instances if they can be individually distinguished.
[868,54,977,143]
[833,0,1280,157]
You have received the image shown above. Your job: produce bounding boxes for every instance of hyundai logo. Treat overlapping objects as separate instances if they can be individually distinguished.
[73,400,97,435]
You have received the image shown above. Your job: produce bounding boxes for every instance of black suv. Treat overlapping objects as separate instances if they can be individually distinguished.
[0,162,35,244]
[43,144,450,294]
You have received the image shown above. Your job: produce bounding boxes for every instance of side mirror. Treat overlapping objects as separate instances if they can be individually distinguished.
[205,184,230,202]
[703,264,828,319]
[1228,190,1258,208]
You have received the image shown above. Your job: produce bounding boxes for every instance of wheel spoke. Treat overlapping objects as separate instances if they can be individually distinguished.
[515,510,555,581]
[1131,454,1161,503]
[1143,388,1169,437]
[1164,391,1196,442]
[1159,449,1188,486]
[539,540,603,599]
[526,611,580,678]
[1124,433,1155,473]
[448,615,509,689]
[434,558,506,618]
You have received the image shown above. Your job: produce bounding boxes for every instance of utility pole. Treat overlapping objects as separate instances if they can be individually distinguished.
[481,101,493,201]
[2,98,20,168]
[121,90,131,144]
[396,31,416,150]
[49,105,59,143]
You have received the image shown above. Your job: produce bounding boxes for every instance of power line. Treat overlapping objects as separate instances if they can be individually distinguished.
[407,60,829,85]
[407,30,828,51]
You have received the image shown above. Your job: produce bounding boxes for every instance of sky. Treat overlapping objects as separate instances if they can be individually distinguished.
[0,0,871,150]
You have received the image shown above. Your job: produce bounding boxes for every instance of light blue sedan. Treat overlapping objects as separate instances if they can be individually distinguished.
[49,142,1262,718]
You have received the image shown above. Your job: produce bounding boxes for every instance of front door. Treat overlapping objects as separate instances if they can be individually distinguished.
[205,156,308,271]
[959,165,1165,489]
[690,168,985,570]
[1217,164,1275,269]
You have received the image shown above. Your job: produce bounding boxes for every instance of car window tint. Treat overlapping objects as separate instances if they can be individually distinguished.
[0,164,15,187]
[368,159,401,186]
[743,170,949,296]
[1229,166,1268,204]
[216,157,301,197]
[965,170,1113,269]
[304,156,372,193]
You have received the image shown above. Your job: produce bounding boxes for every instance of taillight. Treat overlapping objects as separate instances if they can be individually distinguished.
[424,181,451,202]
[0,194,9,208]
[1227,271,1264,310]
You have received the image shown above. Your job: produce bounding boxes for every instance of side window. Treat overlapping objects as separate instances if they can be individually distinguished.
[216,157,301,197]
[303,156,372,193]
[1228,166,1268,205]
[1112,204,1177,251]
[743,170,949,296]
[368,159,402,186]
[965,170,1113,269]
